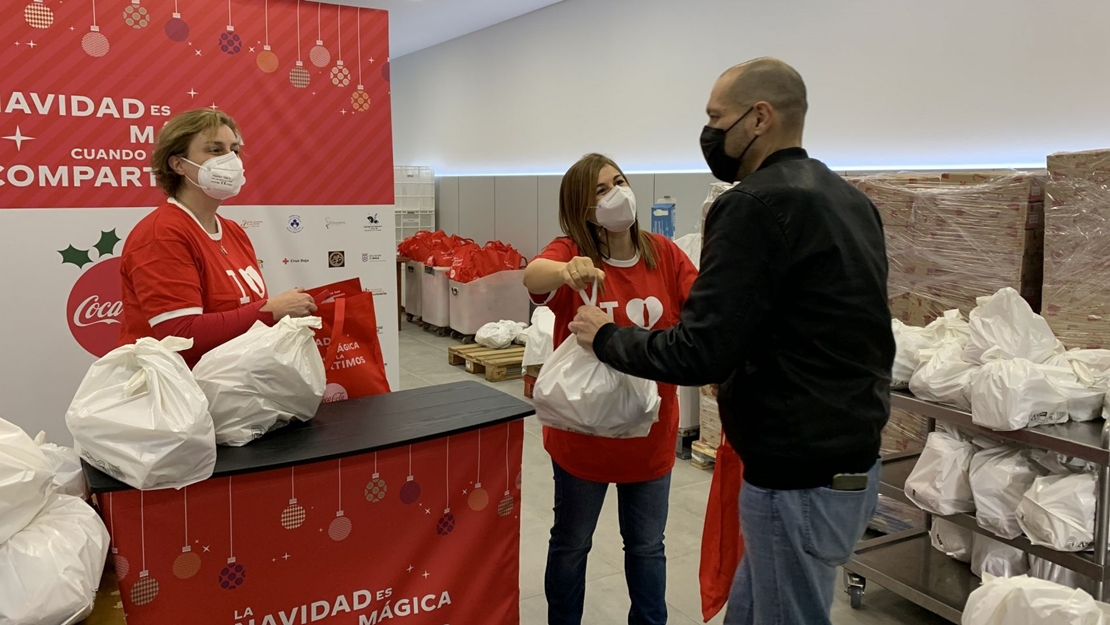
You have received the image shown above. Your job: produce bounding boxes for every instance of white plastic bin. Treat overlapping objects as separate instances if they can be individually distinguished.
[404,261,424,318]
[678,386,700,431]
[448,270,529,336]
[421,265,451,327]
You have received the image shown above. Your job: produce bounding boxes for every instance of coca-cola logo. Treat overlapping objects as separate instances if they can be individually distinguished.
[323,383,349,404]
[62,229,124,357]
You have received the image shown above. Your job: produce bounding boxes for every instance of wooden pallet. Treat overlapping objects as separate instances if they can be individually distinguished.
[447,344,526,382]
[690,440,719,471]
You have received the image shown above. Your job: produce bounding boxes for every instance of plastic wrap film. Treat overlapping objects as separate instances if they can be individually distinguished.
[869,494,925,535]
[848,171,1045,325]
[698,385,722,450]
[1043,149,1110,349]
[701,182,737,235]
[881,407,928,455]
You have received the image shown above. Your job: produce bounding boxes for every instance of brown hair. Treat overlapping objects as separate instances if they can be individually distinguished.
[558,153,657,271]
[151,109,241,197]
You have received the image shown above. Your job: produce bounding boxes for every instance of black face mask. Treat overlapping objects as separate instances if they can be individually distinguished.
[700,107,758,183]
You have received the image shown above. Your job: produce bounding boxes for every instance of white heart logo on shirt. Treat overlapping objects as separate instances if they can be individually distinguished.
[626,297,664,329]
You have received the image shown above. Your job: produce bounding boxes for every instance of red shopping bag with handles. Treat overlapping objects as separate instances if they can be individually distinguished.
[699,435,744,621]
[306,280,391,402]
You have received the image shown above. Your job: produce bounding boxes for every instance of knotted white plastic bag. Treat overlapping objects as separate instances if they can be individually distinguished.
[533,288,660,439]
[0,418,53,545]
[1017,470,1097,552]
[475,320,528,350]
[970,446,1045,539]
[66,336,216,490]
[522,306,555,367]
[910,342,977,410]
[930,518,974,563]
[971,534,1029,579]
[33,431,87,499]
[0,494,109,625]
[965,288,1059,365]
[925,309,971,346]
[1040,363,1105,423]
[904,430,976,515]
[194,317,327,447]
[971,359,1070,431]
[892,319,936,389]
[962,573,1110,625]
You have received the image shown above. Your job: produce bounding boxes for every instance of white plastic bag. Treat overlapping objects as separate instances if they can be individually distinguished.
[971,534,1029,579]
[1030,556,1096,594]
[910,342,977,410]
[970,446,1044,539]
[1041,364,1106,423]
[0,418,53,545]
[904,430,976,515]
[194,318,326,447]
[930,518,974,563]
[33,431,87,499]
[522,306,555,368]
[534,289,661,439]
[674,233,702,269]
[66,336,216,490]
[971,359,1070,431]
[965,288,1058,365]
[475,320,528,350]
[892,319,936,389]
[1017,472,1097,552]
[0,494,110,625]
[963,573,1110,625]
[925,309,972,346]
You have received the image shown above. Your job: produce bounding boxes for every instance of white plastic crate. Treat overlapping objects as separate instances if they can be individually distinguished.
[404,261,424,318]
[421,265,451,327]
[447,270,529,336]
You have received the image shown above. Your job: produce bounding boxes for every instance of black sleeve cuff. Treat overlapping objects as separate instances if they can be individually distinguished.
[592,323,619,361]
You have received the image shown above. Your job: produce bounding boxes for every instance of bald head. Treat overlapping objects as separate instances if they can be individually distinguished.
[721,57,808,132]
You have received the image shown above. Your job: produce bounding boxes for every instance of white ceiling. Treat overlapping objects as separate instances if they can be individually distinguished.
[317,0,565,58]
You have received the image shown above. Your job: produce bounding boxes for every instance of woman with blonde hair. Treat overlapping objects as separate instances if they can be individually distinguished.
[524,153,698,625]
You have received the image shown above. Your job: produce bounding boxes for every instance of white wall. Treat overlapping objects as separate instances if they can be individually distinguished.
[393,0,1110,175]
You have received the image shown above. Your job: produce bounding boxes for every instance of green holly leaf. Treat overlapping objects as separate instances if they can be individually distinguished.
[59,245,92,268]
[94,229,122,258]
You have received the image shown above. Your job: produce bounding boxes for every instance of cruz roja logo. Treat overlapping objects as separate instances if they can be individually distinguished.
[329,251,346,268]
[287,215,303,233]
[60,229,124,358]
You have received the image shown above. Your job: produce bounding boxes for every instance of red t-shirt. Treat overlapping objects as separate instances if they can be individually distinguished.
[119,200,269,347]
[532,234,698,484]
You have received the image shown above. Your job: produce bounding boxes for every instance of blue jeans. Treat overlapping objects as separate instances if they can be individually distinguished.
[724,461,880,625]
[546,461,671,625]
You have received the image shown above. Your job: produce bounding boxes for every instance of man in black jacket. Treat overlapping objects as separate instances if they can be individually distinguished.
[570,57,895,624]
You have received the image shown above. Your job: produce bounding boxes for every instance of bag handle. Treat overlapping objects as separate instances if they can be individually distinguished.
[577,283,598,307]
[324,296,347,369]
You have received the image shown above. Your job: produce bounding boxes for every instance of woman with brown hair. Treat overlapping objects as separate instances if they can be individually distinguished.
[118,108,316,367]
[523,153,698,625]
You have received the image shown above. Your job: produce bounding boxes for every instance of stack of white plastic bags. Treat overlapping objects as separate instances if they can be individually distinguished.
[0,417,109,625]
[963,574,1110,625]
[66,318,326,491]
[475,320,529,350]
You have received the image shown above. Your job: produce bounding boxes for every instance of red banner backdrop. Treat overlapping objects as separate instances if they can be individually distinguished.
[101,422,525,625]
[0,0,393,208]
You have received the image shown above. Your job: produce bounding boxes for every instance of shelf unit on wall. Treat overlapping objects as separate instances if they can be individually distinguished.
[395,166,436,245]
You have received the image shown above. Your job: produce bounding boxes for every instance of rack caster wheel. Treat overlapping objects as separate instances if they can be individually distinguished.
[845,571,866,610]
[461,336,475,345]
[405,313,414,323]
[435,327,449,337]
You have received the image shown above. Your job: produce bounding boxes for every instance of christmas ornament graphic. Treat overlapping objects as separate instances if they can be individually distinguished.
[309,2,331,68]
[365,452,387,503]
[24,0,54,29]
[165,0,189,42]
[123,0,150,29]
[281,466,306,530]
[130,491,160,606]
[436,438,457,536]
[499,423,515,517]
[173,487,202,579]
[330,6,351,88]
[256,0,279,73]
[61,229,123,358]
[219,477,247,590]
[400,445,421,504]
[350,7,370,112]
[468,430,489,512]
[328,459,352,541]
[219,0,242,55]
[289,0,310,89]
[108,493,131,581]
[82,0,109,58]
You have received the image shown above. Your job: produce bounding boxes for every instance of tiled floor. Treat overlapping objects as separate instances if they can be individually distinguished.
[397,323,950,624]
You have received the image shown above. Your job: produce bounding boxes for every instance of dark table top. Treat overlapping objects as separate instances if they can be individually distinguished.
[84,381,534,494]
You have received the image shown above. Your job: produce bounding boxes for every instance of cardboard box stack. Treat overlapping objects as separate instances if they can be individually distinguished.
[698,385,721,451]
[848,171,1046,324]
[1043,149,1110,348]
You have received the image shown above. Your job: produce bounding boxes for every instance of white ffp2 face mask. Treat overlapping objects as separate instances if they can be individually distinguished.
[181,152,246,201]
[593,185,637,232]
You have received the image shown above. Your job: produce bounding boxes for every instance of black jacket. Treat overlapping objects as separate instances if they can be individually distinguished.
[593,148,894,490]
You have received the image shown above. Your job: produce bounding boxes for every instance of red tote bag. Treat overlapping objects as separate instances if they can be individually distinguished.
[699,436,745,622]
[311,287,391,403]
